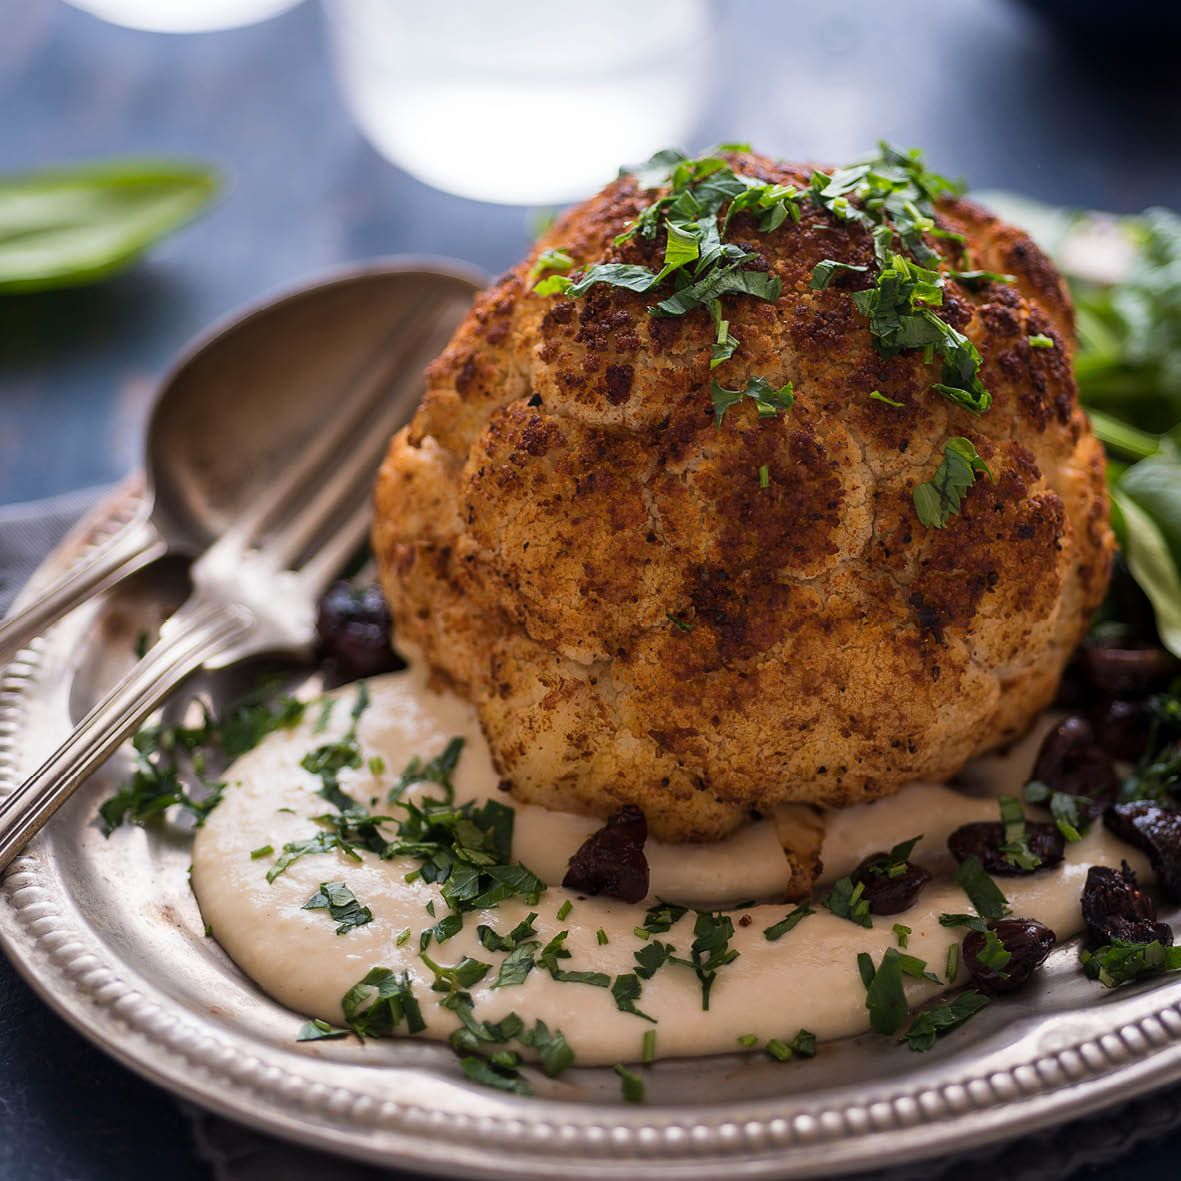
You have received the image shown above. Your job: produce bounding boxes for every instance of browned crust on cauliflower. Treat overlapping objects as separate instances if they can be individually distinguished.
[373,150,1114,843]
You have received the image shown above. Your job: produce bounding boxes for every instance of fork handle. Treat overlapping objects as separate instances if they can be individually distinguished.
[0,599,253,874]
[0,512,170,667]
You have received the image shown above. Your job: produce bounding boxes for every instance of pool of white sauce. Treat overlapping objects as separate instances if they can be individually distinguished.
[191,669,1147,1064]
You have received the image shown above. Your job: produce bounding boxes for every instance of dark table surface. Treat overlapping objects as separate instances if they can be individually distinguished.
[2,1,1181,1177]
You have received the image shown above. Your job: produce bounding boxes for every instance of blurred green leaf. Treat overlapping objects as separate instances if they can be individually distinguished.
[0,160,218,294]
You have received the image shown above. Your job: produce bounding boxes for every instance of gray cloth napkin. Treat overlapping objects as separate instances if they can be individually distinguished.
[1,489,1177,1181]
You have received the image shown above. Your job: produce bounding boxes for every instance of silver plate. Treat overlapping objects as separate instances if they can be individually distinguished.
[3,454,1181,1180]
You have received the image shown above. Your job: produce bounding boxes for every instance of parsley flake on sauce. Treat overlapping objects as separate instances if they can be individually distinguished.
[763,902,814,942]
[953,856,1011,921]
[301,880,373,935]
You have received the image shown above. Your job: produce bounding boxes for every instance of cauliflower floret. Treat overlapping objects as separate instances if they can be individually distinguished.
[373,149,1113,843]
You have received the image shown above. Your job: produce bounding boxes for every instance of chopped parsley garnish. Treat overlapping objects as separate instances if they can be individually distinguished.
[859,948,908,1036]
[683,910,740,1010]
[974,928,1012,977]
[537,931,610,987]
[529,247,573,279]
[912,436,993,529]
[808,259,869,289]
[1028,333,1055,348]
[948,269,1015,288]
[640,900,689,934]
[302,880,373,935]
[461,1053,531,1095]
[388,735,465,803]
[299,684,370,812]
[901,990,989,1051]
[710,375,795,427]
[490,940,538,989]
[341,967,426,1037]
[807,144,989,420]
[1117,689,1181,804]
[99,681,306,834]
[765,1029,817,1063]
[868,389,904,407]
[954,856,1011,920]
[611,972,655,1023]
[863,835,923,879]
[296,1018,349,1042]
[477,913,539,952]
[997,794,1042,870]
[642,1028,656,1063]
[634,939,676,980]
[1023,780,1090,842]
[267,831,361,883]
[533,146,795,392]
[614,1062,645,1103]
[763,902,814,942]
[1081,939,1181,988]
[823,877,873,928]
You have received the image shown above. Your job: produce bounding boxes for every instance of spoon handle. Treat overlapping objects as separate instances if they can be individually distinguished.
[0,512,170,667]
[0,597,253,873]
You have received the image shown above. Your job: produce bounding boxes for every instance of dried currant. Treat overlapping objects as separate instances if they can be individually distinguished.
[1053,649,1094,710]
[1031,715,1118,809]
[1090,698,1153,763]
[562,805,649,903]
[315,581,404,682]
[850,853,931,915]
[1104,802,1181,902]
[948,821,1065,875]
[1081,862,1173,948]
[962,918,1056,995]
[1082,641,1177,699]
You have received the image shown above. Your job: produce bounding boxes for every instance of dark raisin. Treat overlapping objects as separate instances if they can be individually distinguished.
[963,918,1056,995]
[562,805,649,903]
[1053,649,1094,709]
[1081,862,1173,948]
[1082,641,1178,699]
[1090,698,1153,762]
[947,821,1065,875]
[1031,715,1118,810]
[850,853,931,914]
[1104,802,1181,902]
[315,581,404,682]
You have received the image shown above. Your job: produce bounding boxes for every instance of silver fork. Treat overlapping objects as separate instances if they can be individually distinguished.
[0,291,462,872]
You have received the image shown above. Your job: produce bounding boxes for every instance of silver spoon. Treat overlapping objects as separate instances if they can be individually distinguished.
[0,257,484,666]
[0,258,483,869]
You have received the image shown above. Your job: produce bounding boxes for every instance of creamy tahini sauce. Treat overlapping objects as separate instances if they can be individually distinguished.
[191,671,1148,1065]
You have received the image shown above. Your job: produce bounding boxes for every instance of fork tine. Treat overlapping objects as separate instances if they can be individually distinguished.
[259,302,463,569]
[218,293,451,552]
[297,494,373,595]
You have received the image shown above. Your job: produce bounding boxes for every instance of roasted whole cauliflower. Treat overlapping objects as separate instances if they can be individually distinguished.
[374,146,1113,842]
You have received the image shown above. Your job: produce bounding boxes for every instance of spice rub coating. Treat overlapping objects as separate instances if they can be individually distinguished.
[374,149,1113,842]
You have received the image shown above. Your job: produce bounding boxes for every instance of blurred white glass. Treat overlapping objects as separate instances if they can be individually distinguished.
[323,0,714,205]
[62,0,303,33]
